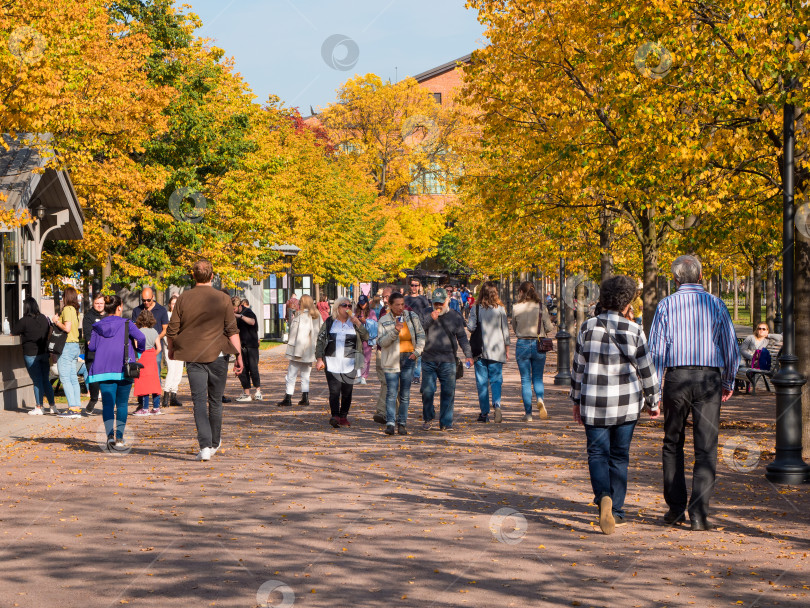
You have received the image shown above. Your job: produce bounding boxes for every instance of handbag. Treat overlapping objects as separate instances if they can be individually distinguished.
[122,319,143,379]
[469,303,483,359]
[47,322,68,356]
[536,302,555,353]
[437,315,464,379]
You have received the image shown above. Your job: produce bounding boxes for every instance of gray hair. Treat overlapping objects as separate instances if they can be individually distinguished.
[672,255,702,284]
[331,296,352,320]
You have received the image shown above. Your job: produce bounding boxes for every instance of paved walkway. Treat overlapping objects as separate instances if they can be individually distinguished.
[0,346,808,607]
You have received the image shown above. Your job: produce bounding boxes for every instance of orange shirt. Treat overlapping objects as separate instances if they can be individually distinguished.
[399,320,414,353]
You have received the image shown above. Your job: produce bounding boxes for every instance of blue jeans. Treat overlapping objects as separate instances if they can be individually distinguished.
[24,353,55,407]
[474,358,503,415]
[515,339,547,414]
[385,354,416,425]
[584,420,637,518]
[421,360,456,428]
[413,356,421,380]
[57,342,82,407]
[99,380,133,440]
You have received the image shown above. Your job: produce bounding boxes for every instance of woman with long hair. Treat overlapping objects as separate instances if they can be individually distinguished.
[355,295,376,384]
[87,295,146,450]
[132,309,163,415]
[468,281,511,423]
[12,297,55,415]
[315,296,369,428]
[512,281,555,421]
[316,293,331,321]
[162,294,184,406]
[571,275,660,534]
[52,286,82,418]
[278,294,323,407]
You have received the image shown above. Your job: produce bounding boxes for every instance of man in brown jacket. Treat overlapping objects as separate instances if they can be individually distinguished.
[166,259,243,461]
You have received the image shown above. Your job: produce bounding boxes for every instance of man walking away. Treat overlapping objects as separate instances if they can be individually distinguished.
[649,255,740,531]
[421,288,473,432]
[233,297,262,402]
[166,260,243,461]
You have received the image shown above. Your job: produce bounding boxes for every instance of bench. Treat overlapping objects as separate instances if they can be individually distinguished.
[736,343,781,394]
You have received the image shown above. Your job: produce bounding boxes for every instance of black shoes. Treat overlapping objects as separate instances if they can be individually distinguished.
[385,424,395,435]
[373,413,386,424]
[82,400,97,416]
[170,392,183,407]
[276,394,293,407]
[477,413,489,423]
[222,396,232,403]
[329,416,340,428]
[690,515,714,531]
[397,424,408,435]
[298,392,310,406]
[663,509,685,525]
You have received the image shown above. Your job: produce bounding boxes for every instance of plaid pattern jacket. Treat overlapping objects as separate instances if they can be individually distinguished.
[570,311,661,427]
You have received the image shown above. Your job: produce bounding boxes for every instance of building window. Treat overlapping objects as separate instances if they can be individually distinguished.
[432,92,442,104]
[409,163,452,195]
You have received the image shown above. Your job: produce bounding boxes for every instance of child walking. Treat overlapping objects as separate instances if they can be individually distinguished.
[133,309,163,415]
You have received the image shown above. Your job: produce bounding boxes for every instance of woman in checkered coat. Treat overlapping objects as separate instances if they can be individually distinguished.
[570,275,661,535]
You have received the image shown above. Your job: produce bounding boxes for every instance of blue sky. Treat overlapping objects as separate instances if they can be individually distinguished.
[186,0,487,113]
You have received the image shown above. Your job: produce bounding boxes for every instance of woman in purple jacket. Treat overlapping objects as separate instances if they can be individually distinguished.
[87,295,145,450]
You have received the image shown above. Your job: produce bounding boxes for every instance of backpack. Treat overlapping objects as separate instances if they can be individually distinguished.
[365,317,378,346]
[752,348,771,371]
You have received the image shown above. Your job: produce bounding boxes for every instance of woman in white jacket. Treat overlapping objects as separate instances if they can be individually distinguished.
[278,295,322,407]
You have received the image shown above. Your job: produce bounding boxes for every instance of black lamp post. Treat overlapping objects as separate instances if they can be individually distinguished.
[554,249,572,386]
[774,270,783,334]
[765,87,810,484]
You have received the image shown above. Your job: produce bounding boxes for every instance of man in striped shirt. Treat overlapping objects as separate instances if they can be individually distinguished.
[649,255,740,531]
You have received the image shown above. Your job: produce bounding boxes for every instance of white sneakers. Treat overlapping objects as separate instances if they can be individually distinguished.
[28,407,44,416]
[537,398,549,420]
[211,442,221,456]
[253,390,263,401]
[198,447,211,461]
[522,413,533,422]
[235,394,252,402]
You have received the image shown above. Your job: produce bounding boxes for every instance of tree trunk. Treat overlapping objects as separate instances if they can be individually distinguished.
[766,256,776,331]
[639,210,659,336]
[752,258,763,330]
[733,267,739,324]
[795,229,810,460]
[599,207,614,282]
[748,268,754,325]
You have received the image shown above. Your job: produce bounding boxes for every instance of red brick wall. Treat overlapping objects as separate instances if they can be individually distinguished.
[416,67,464,105]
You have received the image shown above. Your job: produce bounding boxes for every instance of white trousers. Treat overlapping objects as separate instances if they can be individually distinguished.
[163,356,184,393]
[286,360,313,394]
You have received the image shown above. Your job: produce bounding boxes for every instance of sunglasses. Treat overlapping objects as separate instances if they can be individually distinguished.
[339,303,351,308]
[411,284,420,287]
[142,298,153,303]
[757,327,768,331]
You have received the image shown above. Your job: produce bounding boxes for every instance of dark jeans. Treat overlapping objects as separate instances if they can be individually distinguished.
[85,354,100,404]
[88,382,100,404]
[421,360,457,428]
[99,379,133,440]
[23,353,55,407]
[238,347,261,390]
[662,368,722,521]
[385,354,416,425]
[585,420,637,518]
[187,357,228,449]
[325,372,353,417]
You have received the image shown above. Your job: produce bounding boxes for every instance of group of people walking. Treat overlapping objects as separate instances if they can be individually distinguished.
[15,254,743,539]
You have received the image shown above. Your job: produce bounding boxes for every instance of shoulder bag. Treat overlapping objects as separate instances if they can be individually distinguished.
[437,315,465,379]
[536,302,554,353]
[47,321,68,356]
[123,319,143,379]
[469,303,483,359]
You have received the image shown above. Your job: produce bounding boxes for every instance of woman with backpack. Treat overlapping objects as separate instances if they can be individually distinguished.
[315,297,369,428]
[278,295,322,407]
[87,295,146,450]
[52,286,83,418]
[12,297,55,415]
[468,282,511,423]
[512,281,556,421]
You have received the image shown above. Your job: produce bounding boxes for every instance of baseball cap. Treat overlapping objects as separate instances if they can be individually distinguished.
[432,288,448,304]
[358,294,369,306]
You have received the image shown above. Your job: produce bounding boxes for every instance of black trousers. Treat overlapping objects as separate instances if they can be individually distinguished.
[187,357,228,449]
[238,347,261,389]
[662,368,722,520]
[325,371,353,417]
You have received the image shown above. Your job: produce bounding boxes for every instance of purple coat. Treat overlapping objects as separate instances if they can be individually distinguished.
[87,316,146,383]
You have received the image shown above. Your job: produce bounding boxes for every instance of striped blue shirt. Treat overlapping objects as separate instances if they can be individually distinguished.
[648,284,740,390]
